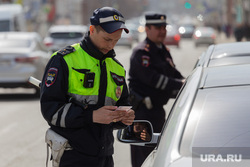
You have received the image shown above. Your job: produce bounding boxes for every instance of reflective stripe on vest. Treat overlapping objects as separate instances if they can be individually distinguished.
[63,43,125,106]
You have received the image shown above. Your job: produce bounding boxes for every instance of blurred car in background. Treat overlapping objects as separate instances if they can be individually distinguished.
[193,26,216,47]
[195,42,250,68]
[0,4,26,32]
[178,24,195,38]
[116,32,134,48]
[164,24,181,48]
[0,32,49,96]
[118,63,250,167]
[126,22,140,42]
[43,24,88,53]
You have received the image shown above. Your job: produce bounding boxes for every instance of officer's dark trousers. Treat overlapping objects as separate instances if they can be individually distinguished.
[60,149,114,167]
[131,104,165,167]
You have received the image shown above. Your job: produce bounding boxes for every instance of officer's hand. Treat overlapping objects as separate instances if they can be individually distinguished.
[140,129,151,141]
[93,106,127,124]
[121,109,135,125]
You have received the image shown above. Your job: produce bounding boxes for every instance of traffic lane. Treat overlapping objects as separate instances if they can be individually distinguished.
[0,94,48,167]
[170,38,207,77]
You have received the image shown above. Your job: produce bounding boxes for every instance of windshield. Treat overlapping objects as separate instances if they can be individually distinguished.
[0,39,32,48]
[50,32,83,39]
[181,86,250,156]
[0,20,10,31]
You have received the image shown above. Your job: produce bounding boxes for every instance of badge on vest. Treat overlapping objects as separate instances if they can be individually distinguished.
[116,86,122,98]
[83,72,95,88]
[110,72,124,86]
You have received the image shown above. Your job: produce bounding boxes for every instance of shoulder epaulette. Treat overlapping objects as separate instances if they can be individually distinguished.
[137,41,150,52]
[57,46,76,56]
[112,57,124,67]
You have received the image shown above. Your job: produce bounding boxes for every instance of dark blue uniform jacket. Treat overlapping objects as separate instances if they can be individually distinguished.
[40,34,129,157]
[129,38,184,107]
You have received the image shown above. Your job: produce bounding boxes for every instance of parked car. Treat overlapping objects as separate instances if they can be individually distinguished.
[43,24,88,53]
[195,42,250,68]
[126,22,140,42]
[118,63,250,166]
[164,24,181,48]
[193,26,216,47]
[0,32,50,96]
[116,32,134,48]
[178,24,195,38]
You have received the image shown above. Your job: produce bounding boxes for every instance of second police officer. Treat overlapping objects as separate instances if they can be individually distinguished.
[128,13,185,167]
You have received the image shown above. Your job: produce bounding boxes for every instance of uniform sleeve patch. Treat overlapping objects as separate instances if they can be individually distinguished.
[142,55,150,67]
[110,72,124,86]
[45,67,58,87]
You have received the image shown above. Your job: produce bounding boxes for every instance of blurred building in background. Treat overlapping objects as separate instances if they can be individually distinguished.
[0,0,250,39]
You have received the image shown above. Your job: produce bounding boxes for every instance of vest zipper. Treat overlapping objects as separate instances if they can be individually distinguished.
[97,60,107,107]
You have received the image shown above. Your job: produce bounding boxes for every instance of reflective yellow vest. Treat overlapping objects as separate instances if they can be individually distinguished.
[56,43,126,106]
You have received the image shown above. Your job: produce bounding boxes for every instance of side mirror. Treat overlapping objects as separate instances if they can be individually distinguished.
[117,120,154,144]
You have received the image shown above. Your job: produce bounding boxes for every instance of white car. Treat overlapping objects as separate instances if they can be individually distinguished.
[195,42,250,68]
[193,26,216,47]
[44,24,88,53]
[118,63,250,166]
[0,32,50,96]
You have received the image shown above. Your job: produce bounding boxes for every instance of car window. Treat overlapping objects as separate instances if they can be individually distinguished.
[0,20,10,31]
[50,32,83,39]
[185,26,194,32]
[196,28,214,35]
[0,39,31,48]
[180,86,250,156]
[181,25,195,32]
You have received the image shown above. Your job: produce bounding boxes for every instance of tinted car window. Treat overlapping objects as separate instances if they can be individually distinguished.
[0,20,10,31]
[50,32,83,39]
[181,86,250,156]
[195,27,214,36]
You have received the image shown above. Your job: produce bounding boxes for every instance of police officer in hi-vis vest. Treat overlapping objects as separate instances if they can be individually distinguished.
[128,13,185,167]
[40,7,135,167]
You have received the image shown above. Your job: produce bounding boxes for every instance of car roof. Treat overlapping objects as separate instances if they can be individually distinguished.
[0,4,23,14]
[200,64,250,89]
[196,42,250,67]
[48,25,88,33]
[211,42,250,59]
[0,32,39,40]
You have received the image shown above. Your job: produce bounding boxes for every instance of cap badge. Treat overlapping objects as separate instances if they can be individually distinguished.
[142,55,150,67]
[161,16,164,20]
[45,67,58,87]
[113,15,119,21]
